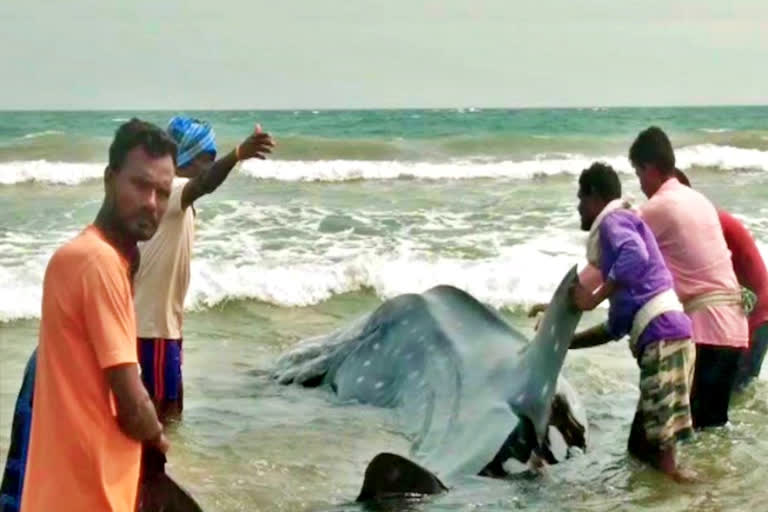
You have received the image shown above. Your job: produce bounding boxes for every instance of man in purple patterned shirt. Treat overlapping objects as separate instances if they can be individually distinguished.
[568,162,696,482]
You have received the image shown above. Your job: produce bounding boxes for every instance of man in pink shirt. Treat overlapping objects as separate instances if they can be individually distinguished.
[629,126,748,429]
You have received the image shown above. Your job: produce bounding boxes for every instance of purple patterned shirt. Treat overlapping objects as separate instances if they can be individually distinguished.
[598,209,692,355]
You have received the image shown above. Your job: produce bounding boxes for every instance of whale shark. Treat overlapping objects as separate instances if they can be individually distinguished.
[273,266,587,499]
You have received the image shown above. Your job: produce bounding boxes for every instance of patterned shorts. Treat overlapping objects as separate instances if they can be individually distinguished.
[638,339,696,448]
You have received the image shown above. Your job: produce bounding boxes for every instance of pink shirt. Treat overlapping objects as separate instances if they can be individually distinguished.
[638,178,747,348]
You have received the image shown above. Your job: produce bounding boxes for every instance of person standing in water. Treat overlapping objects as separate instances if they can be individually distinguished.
[630,127,748,429]
[133,116,275,422]
[568,162,696,481]
[674,169,768,391]
[20,119,175,512]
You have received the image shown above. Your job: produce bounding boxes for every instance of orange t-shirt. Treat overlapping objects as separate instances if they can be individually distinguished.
[21,226,142,512]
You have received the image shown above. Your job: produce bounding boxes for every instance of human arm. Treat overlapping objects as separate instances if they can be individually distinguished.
[82,256,167,451]
[573,214,650,310]
[570,323,614,349]
[720,210,768,292]
[528,303,549,331]
[106,364,167,451]
[181,125,275,209]
[531,264,606,327]
[602,219,649,289]
[528,303,549,317]
[571,279,615,311]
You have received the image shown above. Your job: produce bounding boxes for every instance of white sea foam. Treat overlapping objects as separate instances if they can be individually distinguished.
[0,161,104,185]
[0,203,586,322]
[5,219,768,323]
[2,144,768,185]
[0,245,586,323]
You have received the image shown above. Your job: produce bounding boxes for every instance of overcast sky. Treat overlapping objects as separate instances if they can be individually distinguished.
[1,0,767,109]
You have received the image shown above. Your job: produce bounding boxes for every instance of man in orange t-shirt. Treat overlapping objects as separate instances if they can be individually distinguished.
[20,119,176,512]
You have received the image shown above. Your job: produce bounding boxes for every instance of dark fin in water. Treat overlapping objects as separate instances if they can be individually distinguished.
[549,392,587,451]
[138,447,203,512]
[300,373,326,388]
[479,417,536,477]
[356,453,448,502]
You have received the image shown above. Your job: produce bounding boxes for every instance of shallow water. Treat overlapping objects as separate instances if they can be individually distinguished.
[3,108,768,510]
[2,299,766,511]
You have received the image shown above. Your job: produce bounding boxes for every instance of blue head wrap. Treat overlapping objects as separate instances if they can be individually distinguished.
[166,116,217,168]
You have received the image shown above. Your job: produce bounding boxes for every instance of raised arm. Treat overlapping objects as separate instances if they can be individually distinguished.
[181,125,275,209]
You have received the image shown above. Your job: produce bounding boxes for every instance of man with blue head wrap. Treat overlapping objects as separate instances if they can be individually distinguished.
[167,117,218,170]
[133,116,274,422]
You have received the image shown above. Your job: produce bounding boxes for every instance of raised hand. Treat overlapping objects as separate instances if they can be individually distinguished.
[236,124,275,161]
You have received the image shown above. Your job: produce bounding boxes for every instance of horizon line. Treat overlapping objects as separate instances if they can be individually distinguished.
[1,103,767,113]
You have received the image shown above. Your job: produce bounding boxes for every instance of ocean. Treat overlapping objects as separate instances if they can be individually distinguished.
[2,107,768,510]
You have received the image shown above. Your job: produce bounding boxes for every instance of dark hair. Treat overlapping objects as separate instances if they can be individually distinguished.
[108,118,177,170]
[674,168,691,187]
[578,162,621,202]
[629,126,675,174]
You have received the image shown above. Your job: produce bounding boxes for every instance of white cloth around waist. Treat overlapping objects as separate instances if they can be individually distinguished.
[629,289,684,345]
